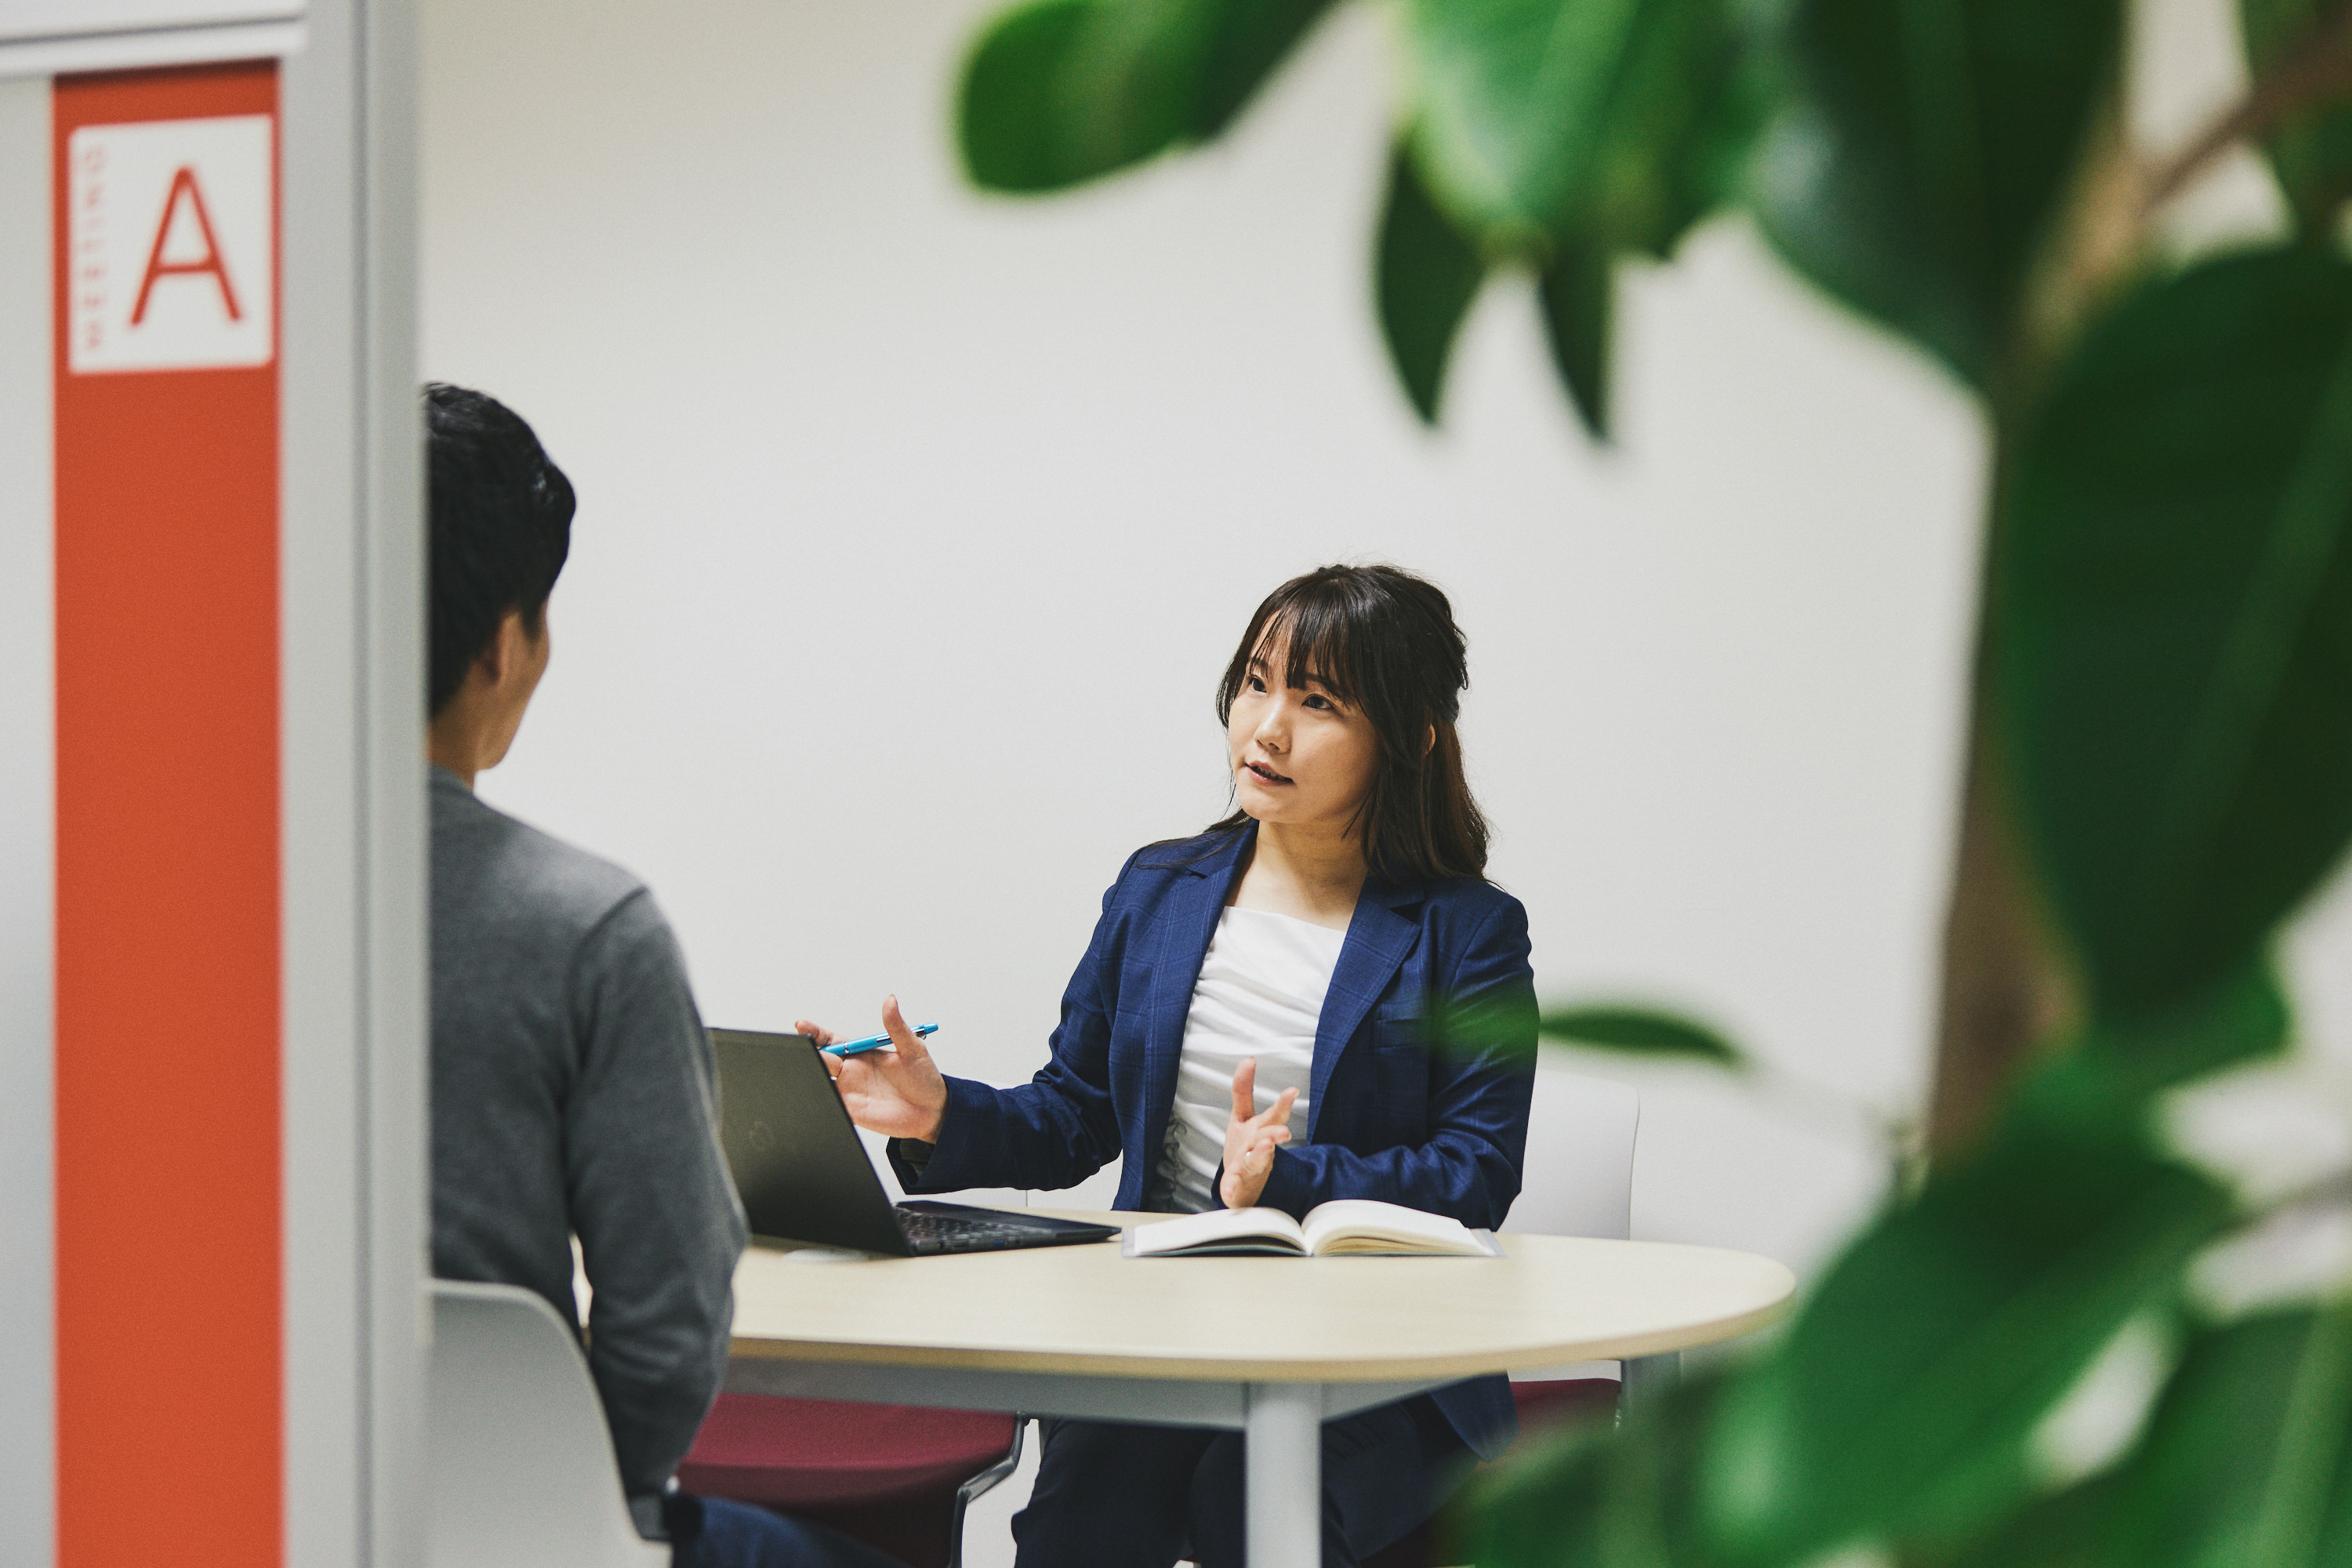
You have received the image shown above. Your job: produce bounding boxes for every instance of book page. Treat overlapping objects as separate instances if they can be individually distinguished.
[1300,1199,1494,1256]
[1124,1207,1307,1258]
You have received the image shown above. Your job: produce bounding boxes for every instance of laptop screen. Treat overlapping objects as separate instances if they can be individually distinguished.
[708,1029,909,1254]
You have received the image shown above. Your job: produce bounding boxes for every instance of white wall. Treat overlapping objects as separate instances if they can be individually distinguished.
[418,0,2321,1284]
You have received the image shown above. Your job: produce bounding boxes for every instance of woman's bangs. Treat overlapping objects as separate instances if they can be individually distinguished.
[1254,596,1363,706]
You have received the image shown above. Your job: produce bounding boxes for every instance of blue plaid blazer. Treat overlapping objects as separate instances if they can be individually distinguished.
[892,824,1538,1459]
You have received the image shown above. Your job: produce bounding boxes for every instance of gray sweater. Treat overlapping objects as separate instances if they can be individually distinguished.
[429,766,746,1520]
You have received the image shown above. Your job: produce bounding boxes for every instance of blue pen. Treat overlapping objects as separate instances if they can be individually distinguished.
[821,1023,938,1057]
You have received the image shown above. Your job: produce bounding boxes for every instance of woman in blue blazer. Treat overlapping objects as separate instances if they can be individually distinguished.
[806,564,1537,1568]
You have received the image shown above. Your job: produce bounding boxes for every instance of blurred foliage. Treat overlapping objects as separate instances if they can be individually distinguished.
[948,0,2352,1562]
[1741,0,2125,393]
[2003,248,2352,1019]
[1536,1004,1744,1065]
[1377,141,1490,420]
[1431,996,1740,1070]
[1699,1091,2230,1561]
[1922,1301,2352,1568]
[957,0,1336,191]
[2244,0,2352,242]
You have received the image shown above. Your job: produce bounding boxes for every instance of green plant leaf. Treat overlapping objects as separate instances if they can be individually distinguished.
[1403,0,1738,250]
[1403,0,1747,256]
[1457,1373,1735,1568]
[1406,0,1645,243]
[956,0,1334,193]
[1797,968,2277,1568]
[1450,1403,1616,1567]
[2002,248,2352,1018]
[1540,243,1615,438]
[1398,0,1745,438]
[2009,962,2289,1139]
[1922,1471,2127,1568]
[1376,143,1490,424]
[1537,1004,1743,1064]
[2241,0,2352,242]
[1911,1233,2352,1568]
[2085,1304,2352,1568]
[1698,1116,2232,1563]
[1744,0,2126,388]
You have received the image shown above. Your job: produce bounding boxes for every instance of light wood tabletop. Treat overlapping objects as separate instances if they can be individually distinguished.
[728,1207,1796,1384]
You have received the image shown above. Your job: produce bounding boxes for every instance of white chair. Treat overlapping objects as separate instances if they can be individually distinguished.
[1499,1066,1676,1405]
[1355,1068,1652,1568]
[1503,1065,1638,1243]
[427,1279,670,1568]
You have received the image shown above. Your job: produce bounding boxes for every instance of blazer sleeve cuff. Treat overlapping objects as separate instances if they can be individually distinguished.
[888,1075,1000,1192]
[1254,1145,1319,1220]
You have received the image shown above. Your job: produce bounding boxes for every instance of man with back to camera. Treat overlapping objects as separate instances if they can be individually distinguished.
[423,383,898,1568]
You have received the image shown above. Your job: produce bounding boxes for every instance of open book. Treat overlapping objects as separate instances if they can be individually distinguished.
[1121,1199,1504,1258]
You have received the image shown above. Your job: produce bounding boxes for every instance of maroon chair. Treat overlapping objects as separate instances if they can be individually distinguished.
[677,1393,1025,1568]
[1360,1376,1623,1568]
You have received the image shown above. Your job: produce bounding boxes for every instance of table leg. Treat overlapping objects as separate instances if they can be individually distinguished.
[1623,1351,1682,1414]
[1244,1382,1321,1566]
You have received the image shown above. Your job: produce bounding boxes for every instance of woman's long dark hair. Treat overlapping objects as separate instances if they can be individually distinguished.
[1207,563,1490,883]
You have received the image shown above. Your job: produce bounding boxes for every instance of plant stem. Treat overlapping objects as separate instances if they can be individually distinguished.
[1922,62,2147,1161]
[2141,0,2352,219]
[1928,699,2072,1156]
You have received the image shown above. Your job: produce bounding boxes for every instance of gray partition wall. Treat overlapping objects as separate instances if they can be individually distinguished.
[283,2,428,1563]
[0,71,56,1568]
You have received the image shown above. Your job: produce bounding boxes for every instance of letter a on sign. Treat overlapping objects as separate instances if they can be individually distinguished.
[69,114,274,372]
[132,166,243,327]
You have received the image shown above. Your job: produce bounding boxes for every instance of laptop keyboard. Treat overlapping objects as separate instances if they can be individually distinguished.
[896,1207,1063,1254]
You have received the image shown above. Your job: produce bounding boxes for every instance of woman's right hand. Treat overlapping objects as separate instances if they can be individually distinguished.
[798,994,949,1144]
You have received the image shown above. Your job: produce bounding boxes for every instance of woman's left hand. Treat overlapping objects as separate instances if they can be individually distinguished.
[1219,1057,1298,1210]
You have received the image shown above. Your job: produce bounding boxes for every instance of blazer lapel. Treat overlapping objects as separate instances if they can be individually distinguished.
[1308,879,1421,1138]
[1140,829,1251,1161]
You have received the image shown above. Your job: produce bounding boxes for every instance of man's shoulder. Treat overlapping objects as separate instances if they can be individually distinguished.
[430,770,653,942]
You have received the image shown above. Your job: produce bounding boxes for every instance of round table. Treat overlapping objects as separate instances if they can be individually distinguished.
[725,1211,1795,1564]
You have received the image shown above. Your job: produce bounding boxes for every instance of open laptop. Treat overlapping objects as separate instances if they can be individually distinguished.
[710,1028,1120,1257]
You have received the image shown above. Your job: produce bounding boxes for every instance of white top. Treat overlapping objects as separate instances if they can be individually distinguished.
[1150,905,1348,1213]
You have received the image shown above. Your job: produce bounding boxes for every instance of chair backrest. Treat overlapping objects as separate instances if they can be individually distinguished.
[427,1279,670,1568]
[1501,1065,1638,1241]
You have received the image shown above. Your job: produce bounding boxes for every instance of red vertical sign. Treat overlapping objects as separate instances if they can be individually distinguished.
[53,61,281,1568]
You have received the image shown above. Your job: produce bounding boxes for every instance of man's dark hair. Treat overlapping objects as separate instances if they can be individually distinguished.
[426,383,575,717]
